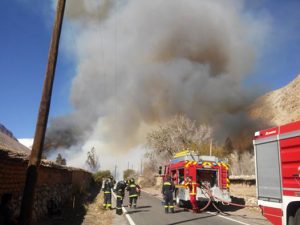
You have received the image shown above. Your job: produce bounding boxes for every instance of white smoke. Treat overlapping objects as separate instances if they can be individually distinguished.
[47,0,269,170]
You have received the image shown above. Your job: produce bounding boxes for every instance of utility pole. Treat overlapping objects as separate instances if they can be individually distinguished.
[18,1,66,224]
[114,165,117,180]
[209,138,213,156]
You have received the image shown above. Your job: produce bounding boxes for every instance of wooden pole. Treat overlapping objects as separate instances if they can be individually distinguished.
[18,1,66,224]
[114,165,117,179]
[209,138,213,156]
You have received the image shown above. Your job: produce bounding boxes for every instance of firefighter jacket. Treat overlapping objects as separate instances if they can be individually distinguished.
[184,180,198,196]
[115,180,127,197]
[162,180,175,195]
[126,183,141,198]
[103,180,113,194]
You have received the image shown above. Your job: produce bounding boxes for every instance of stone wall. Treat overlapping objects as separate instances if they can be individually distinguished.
[0,149,92,221]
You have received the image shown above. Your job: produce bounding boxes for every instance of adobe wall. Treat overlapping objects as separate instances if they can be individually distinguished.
[0,149,92,221]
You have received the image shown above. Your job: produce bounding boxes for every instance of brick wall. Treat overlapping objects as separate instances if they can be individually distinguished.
[0,149,92,221]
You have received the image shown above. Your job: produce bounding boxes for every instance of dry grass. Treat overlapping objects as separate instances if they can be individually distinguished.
[230,184,256,198]
[82,192,113,225]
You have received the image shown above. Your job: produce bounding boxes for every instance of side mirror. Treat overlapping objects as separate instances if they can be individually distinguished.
[158,166,162,175]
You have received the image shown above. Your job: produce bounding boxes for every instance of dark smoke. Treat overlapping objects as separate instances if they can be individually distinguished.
[47,0,269,155]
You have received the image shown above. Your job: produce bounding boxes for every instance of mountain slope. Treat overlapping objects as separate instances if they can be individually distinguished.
[249,74,300,126]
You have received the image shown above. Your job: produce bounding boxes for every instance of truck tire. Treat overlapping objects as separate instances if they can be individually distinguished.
[295,208,300,225]
[288,216,295,225]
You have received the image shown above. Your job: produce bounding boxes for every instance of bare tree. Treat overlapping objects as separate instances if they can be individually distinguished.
[146,115,213,159]
[229,150,255,176]
[86,147,100,172]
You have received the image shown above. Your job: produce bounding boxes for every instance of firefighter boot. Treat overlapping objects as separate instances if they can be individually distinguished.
[170,206,175,213]
[165,206,169,213]
[116,208,123,215]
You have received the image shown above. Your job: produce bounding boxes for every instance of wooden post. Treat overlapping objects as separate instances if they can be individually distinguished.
[114,165,117,179]
[18,1,66,224]
[209,138,213,156]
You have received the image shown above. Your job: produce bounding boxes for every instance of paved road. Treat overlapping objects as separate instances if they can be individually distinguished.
[118,192,269,225]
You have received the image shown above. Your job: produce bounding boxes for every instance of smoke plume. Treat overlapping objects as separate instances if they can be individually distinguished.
[47,0,268,169]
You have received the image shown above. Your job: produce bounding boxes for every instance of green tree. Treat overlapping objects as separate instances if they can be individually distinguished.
[123,169,136,180]
[93,170,112,186]
[55,153,66,166]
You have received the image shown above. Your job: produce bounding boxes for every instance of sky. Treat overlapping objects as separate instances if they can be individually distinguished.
[0,0,300,139]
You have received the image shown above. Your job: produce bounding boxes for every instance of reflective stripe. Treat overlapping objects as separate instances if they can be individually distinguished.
[130,185,136,187]
[185,161,197,168]
[203,162,212,167]
[129,194,138,197]
[221,162,229,170]
[116,207,122,209]
[104,191,111,194]
[190,193,196,195]
[164,182,171,186]
[103,204,107,206]
[164,206,169,208]
[117,195,123,199]
[185,161,192,168]
[169,206,175,208]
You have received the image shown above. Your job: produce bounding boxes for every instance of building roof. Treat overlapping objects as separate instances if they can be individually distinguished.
[0,131,30,160]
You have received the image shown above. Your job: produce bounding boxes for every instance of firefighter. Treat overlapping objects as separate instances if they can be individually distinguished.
[102,178,113,209]
[126,178,141,208]
[114,180,127,215]
[185,176,198,212]
[162,176,175,213]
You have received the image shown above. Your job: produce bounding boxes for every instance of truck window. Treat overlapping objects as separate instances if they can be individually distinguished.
[255,140,282,202]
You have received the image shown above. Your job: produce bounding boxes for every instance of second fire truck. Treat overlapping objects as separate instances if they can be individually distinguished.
[253,121,300,225]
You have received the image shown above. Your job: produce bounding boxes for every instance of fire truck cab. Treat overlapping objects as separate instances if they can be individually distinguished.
[253,121,300,225]
[162,150,231,208]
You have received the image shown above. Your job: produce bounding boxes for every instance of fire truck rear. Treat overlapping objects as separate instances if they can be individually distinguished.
[253,121,300,225]
[162,150,231,209]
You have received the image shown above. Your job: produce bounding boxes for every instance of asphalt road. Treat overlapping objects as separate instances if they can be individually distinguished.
[118,191,268,225]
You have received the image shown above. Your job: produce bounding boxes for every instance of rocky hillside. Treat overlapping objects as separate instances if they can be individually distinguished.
[249,74,300,126]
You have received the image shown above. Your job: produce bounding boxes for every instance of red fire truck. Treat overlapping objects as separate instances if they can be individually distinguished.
[162,150,231,209]
[253,121,300,225]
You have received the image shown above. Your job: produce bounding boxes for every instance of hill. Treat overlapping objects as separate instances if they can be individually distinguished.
[249,74,300,126]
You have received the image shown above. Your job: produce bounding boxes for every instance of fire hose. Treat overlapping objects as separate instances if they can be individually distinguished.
[176,184,259,214]
[197,188,212,212]
[200,184,259,211]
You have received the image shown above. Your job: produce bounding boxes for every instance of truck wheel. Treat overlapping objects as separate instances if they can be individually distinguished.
[288,216,295,225]
[295,208,300,225]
